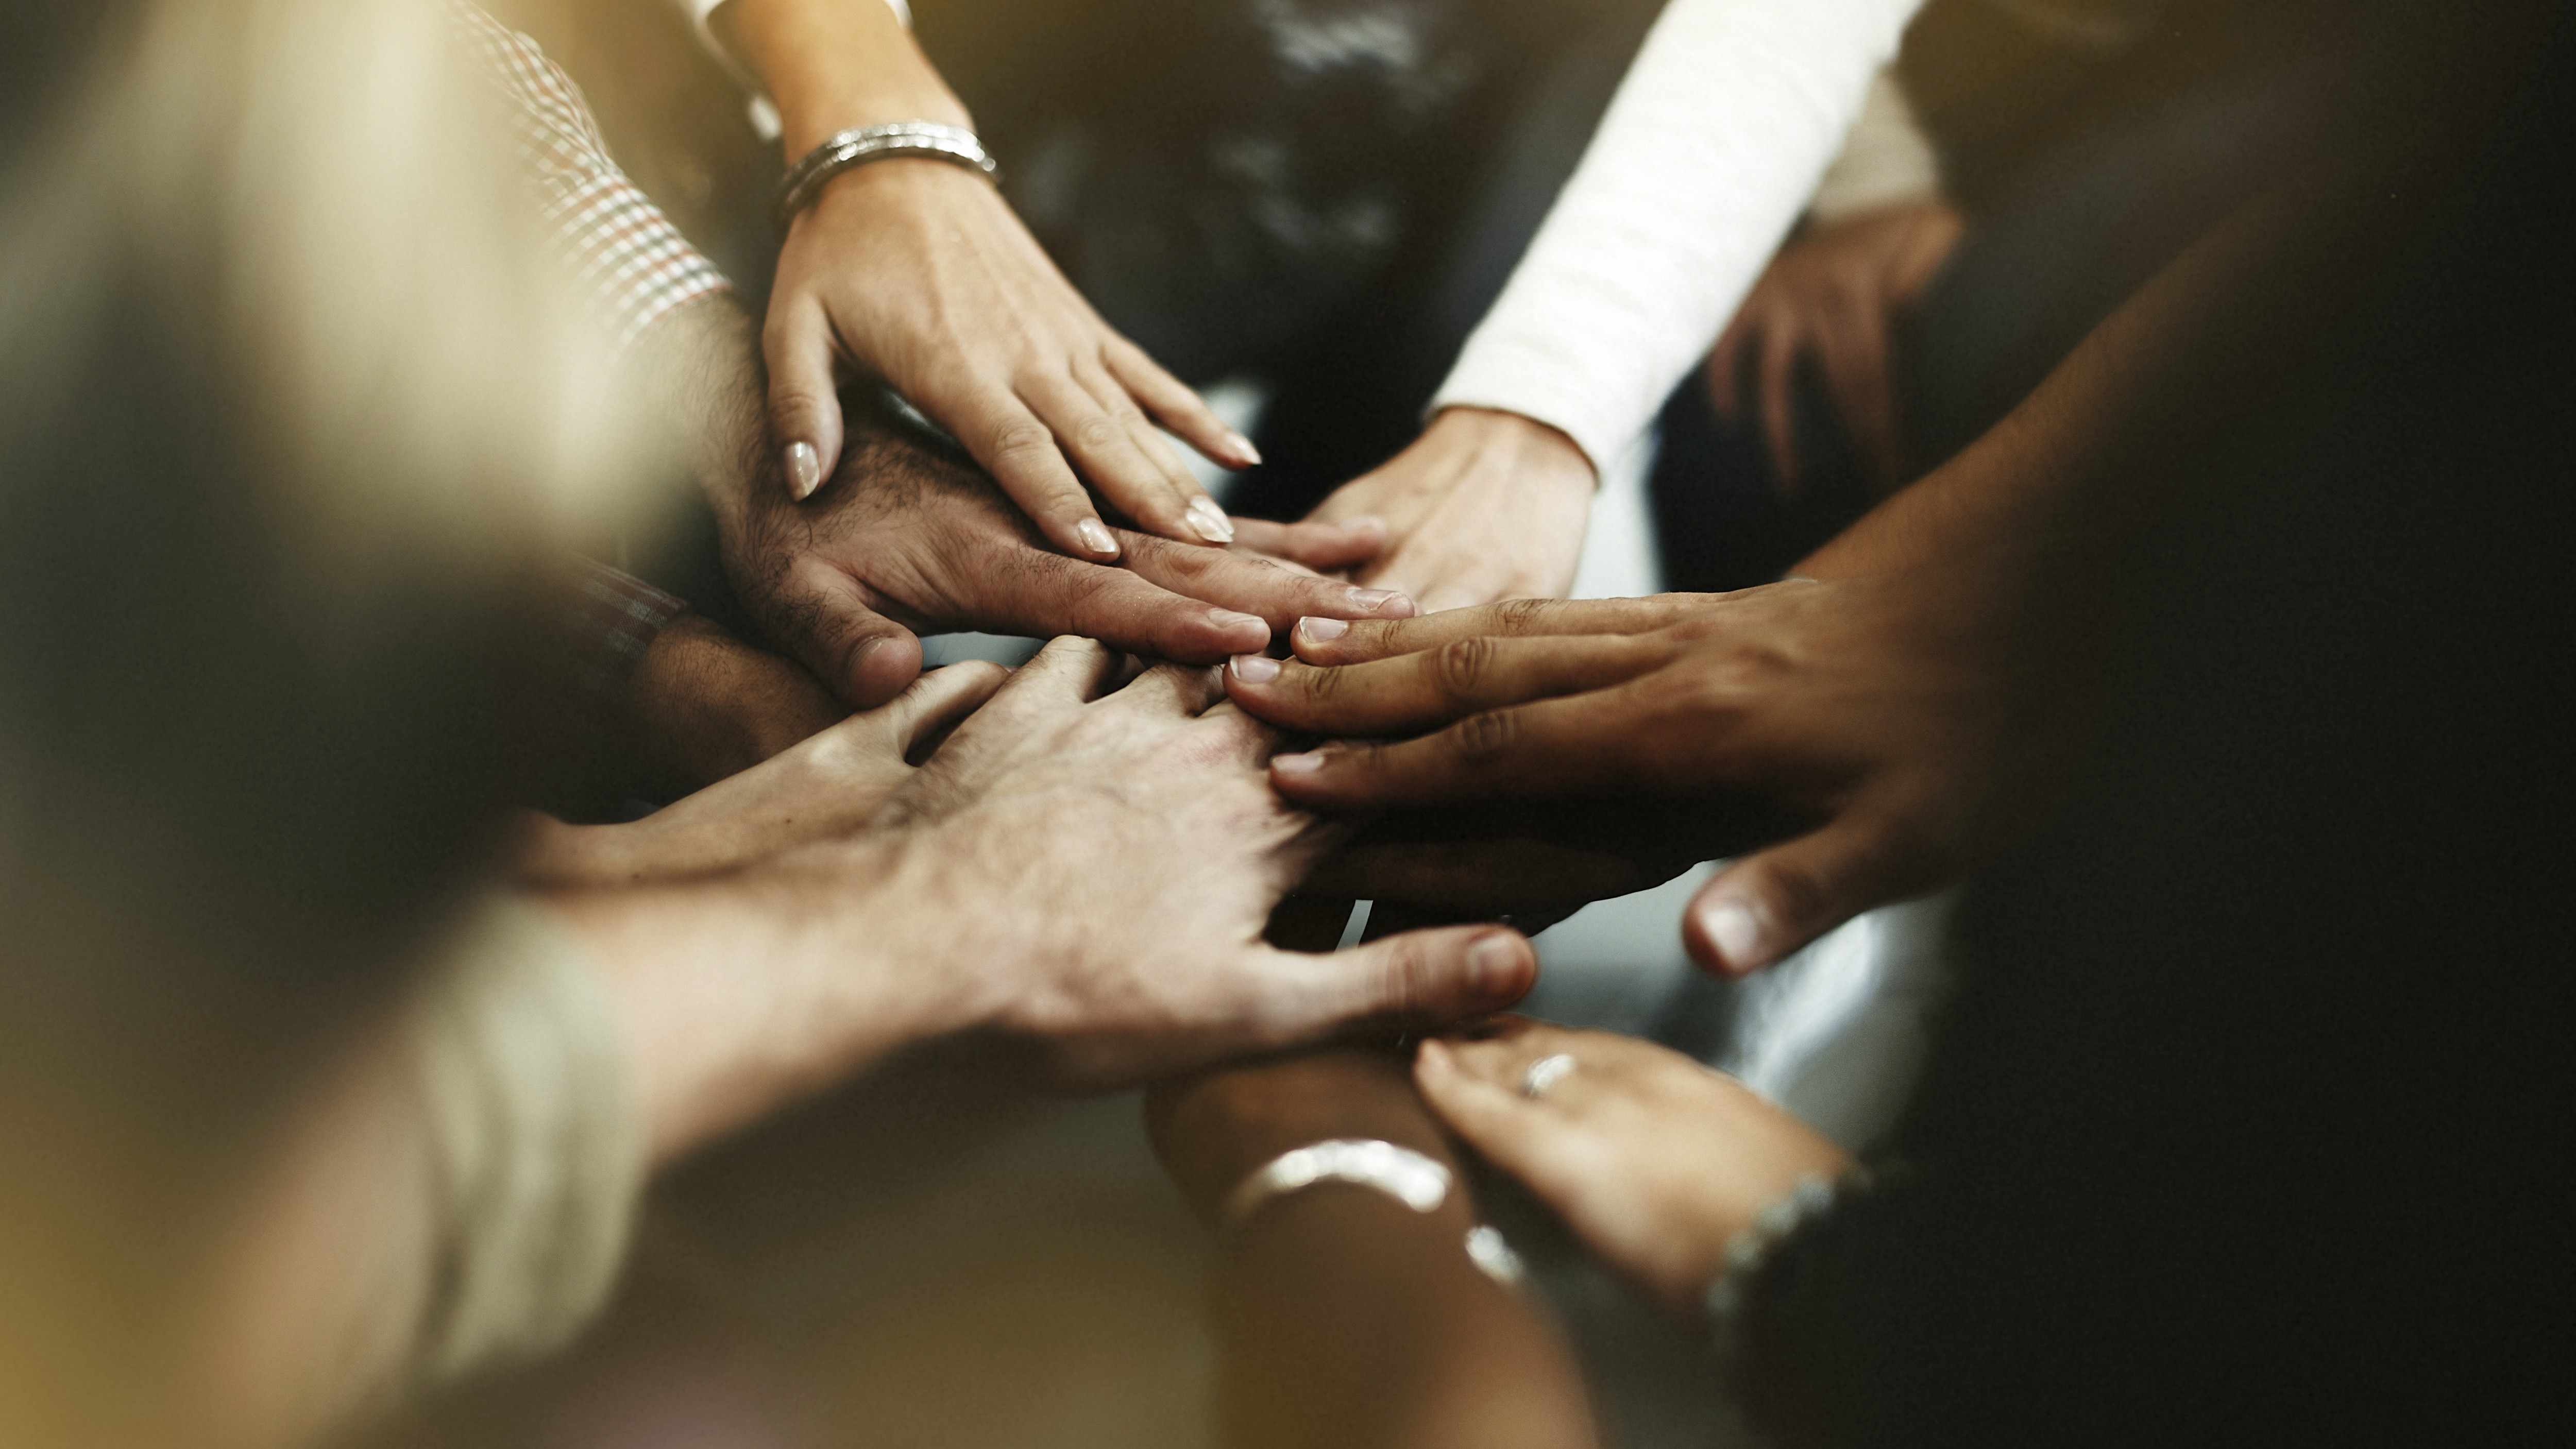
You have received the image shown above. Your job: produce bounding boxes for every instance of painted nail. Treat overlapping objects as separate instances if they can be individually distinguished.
[1296,616,1349,643]
[1349,587,1412,617]
[785,441,822,500]
[1272,751,1327,775]
[1187,496,1236,544]
[1467,933,1523,994]
[1701,897,1764,972]
[1228,654,1280,684]
[1225,430,1264,467]
[1077,519,1120,557]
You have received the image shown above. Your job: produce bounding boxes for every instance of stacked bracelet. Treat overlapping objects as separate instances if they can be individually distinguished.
[774,122,998,227]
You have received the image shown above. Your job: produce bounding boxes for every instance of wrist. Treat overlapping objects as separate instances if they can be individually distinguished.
[719,0,971,154]
[1433,406,1598,494]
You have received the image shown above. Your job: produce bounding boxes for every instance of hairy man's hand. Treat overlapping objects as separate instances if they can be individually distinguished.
[718,387,1415,707]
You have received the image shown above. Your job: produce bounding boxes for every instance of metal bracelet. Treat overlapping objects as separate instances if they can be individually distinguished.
[774,122,998,227]
[1221,1138,1451,1229]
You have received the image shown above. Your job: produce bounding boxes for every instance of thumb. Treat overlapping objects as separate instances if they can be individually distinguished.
[1683,803,1945,976]
[875,660,1009,756]
[764,300,846,501]
[779,564,924,709]
[1263,926,1536,1045]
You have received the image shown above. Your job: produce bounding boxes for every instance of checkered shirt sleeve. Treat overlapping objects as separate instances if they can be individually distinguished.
[448,2,732,351]
[551,558,690,742]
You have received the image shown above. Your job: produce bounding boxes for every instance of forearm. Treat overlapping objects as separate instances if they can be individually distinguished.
[547,834,983,1166]
[712,0,970,150]
[1156,1052,1597,1449]
[1797,192,2300,580]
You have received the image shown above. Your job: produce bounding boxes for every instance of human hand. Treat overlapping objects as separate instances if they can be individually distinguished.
[518,661,1007,887]
[1414,1018,1850,1316]
[1226,575,2046,975]
[1306,407,1597,613]
[719,386,1415,706]
[767,158,1259,555]
[1709,201,1964,490]
[618,613,849,801]
[873,637,1540,1084]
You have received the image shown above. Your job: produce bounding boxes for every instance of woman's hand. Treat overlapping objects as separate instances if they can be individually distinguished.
[1708,201,1964,491]
[767,161,1258,556]
[1225,572,2054,975]
[1304,407,1597,613]
[517,661,1006,886]
[1414,1018,1849,1317]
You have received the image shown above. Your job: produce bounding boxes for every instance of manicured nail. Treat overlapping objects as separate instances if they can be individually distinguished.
[1701,897,1765,973]
[785,441,822,500]
[1349,587,1412,617]
[1297,616,1349,643]
[1225,430,1263,467]
[1077,519,1119,557]
[1187,497,1235,544]
[1272,751,1327,776]
[1228,653,1280,684]
[1467,933,1524,995]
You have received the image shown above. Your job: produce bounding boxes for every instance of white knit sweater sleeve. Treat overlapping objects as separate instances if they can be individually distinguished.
[1430,0,1924,473]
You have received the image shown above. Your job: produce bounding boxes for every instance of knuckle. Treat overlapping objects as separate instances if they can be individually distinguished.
[1491,598,1553,635]
[1447,707,1522,765]
[990,420,1057,464]
[1073,414,1125,451]
[1428,636,1497,704]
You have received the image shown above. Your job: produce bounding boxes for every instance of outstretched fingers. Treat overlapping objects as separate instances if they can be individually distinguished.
[1266,678,1681,810]
[1287,594,1715,666]
[1120,533,1416,634]
[1224,632,1669,737]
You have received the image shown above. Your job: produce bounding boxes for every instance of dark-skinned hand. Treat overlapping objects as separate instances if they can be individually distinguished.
[1224,574,2061,976]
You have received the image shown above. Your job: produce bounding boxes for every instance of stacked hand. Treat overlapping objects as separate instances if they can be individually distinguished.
[715,380,1415,707]
[1224,574,2046,975]
[1414,1019,1849,1316]
[1303,406,1598,613]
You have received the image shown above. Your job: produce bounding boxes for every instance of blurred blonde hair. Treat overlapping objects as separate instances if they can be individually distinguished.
[0,2,643,1442]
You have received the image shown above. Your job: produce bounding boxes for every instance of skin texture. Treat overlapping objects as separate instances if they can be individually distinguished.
[719,0,1255,553]
[1413,1018,1851,1317]
[1147,1050,1600,1449]
[615,613,850,799]
[518,659,1008,885]
[1225,576,2042,976]
[1304,407,1599,614]
[635,297,1412,709]
[554,636,1544,1164]
[1708,201,1966,492]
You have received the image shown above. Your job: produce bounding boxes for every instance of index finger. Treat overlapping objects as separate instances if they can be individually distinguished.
[1224,632,1668,737]
[1266,674,1712,811]
[1288,594,1721,665]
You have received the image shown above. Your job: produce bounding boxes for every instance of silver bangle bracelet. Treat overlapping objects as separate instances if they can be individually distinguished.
[1221,1138,1451,1229]
[774,122,998,227]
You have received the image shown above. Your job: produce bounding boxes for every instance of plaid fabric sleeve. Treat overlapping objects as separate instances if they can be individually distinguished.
[550,557,689,744]
[447,2,733,351]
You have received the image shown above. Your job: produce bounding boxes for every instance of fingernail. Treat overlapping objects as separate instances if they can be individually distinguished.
[1467,933,1524,995]
[1297,616,1349,643]
[1225,430,1263,467]
[1272,751,1327,776]
[1348,587,1412,617]
[1701,897,1765,973]
[1187,497,1236,544]
[1228,653,1279,684]
[785,441,822,500]
[1077,519,1119,558]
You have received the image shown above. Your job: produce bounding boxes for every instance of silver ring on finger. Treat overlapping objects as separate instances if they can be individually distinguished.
[1521,1053,1577,1100]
